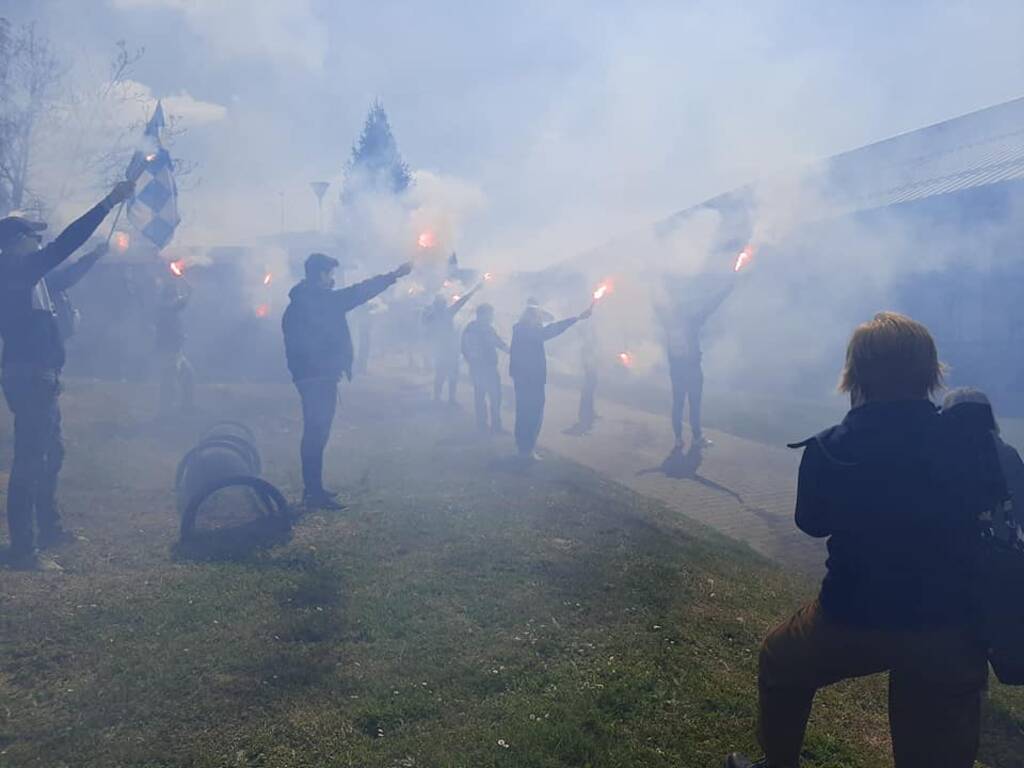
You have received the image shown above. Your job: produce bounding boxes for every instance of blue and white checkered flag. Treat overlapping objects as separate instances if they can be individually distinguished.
[126,102,180,250]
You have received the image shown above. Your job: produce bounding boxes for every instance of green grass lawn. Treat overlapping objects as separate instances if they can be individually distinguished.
[0,378,1022,767]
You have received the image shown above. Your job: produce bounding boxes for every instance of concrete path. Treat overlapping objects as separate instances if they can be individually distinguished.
[538,385,825,575]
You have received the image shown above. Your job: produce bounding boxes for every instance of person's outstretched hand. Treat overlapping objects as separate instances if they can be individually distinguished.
[106,180,135,207]
[394,262,413,278]
[90,242,110,258]
[579,304,594,321]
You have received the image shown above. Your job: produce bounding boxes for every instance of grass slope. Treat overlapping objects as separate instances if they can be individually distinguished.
[0,378,1021,767]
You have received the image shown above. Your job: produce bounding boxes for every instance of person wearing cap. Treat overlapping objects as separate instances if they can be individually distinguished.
[0,180,134,569]
[460,302,509,433]
[282,253,412,510]
[509,300,593,460]
[422,284,482,407]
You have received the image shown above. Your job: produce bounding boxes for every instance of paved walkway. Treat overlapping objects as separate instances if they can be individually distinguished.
[539,385,825,575]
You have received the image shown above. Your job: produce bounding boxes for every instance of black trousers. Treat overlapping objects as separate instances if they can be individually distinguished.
[3,371,64,555]
[514,377,545,455]
[669,355,703,443]
[433,347,459,403]
[470,365,502,432]
[296,378,338,496]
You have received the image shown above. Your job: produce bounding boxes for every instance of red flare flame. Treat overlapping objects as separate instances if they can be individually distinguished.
[169,260,185,278]
[451,294,461,303]
[592,280,613,301]
[255,303,269,318]
[619,352,634,368]
[734,245,755,273]
[483,271,494,282]
[112,231,130,252]
[417,230,436,249]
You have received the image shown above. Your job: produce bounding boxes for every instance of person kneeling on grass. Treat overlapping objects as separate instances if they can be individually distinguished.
[725,311,988,768]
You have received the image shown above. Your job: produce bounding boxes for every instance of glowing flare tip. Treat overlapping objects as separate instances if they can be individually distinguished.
[112,232,130,252]
[734,245,754,273]
[169,260,185,277]
[592,281,613,301]
[619,352,634,367]
[483,271,494,282]
[263,272,272,286]
[417,230,436,249]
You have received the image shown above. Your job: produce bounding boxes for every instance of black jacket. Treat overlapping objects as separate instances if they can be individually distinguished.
[0,201,111,370]
[461,319,508,369]
[791,400,980,629]
[282,272,397,382]
[509,317,577,385]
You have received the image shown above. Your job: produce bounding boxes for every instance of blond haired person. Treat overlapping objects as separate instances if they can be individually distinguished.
[726,312,987,768]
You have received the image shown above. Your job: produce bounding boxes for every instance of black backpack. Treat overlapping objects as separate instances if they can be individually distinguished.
[943,402,1024,685]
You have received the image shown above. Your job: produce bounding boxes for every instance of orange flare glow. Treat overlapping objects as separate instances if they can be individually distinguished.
[734,245,755,273]
[145,153,157,162]
[618,352,634,367]
[592,280,613,301]
[255,304,269,318]
[451,294,461,303]
[417,230,436,249]
[112,231,130,252]
[169,260,185,278]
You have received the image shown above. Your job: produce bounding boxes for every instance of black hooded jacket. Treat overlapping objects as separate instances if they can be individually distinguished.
[791,400,982,629]
[282,272,397,382]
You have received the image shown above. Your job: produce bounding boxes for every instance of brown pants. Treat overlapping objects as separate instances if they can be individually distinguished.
[758,600,987,768]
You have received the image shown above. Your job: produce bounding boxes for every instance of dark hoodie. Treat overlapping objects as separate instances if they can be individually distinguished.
[791,400,980,629]
[282,272,397,382]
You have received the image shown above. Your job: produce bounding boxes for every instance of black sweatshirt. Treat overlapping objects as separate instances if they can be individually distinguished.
[509,317,577,384]
[282,272,398,382]
[0,200,112,370]
[791,400,980,629]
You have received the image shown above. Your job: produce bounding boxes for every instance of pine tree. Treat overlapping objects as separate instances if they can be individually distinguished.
[342,101,411,203]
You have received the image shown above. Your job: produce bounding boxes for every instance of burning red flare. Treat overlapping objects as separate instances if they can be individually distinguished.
[169,260,186,278]
[263,272,273,286]
[734,245,755,273]
[112,231,130,252]
[255,304,270,318]
[417,230,436,249]
[451,294,461,303]
[145,152,157,162]
[483,271,494,282]
[592,280,614,301]
[619,351,634,368]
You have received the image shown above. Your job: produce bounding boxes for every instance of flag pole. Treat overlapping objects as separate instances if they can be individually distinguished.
[105,200,127,245]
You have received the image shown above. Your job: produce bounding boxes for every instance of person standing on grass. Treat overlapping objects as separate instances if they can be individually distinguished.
[282,253,412,510]
[422,285,481,406]
[0,180,135,570]
[461,302,508,434]
[725,312,988,768]
[509,300,592,460]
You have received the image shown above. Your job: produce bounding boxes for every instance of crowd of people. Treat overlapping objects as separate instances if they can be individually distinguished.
[1,196,1023,768]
